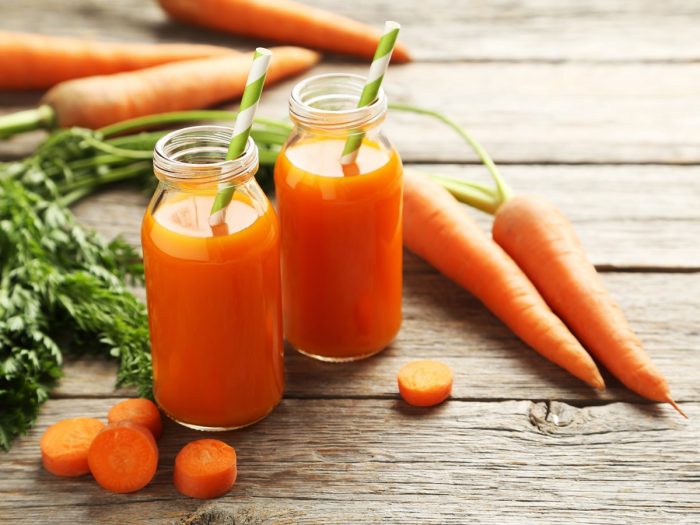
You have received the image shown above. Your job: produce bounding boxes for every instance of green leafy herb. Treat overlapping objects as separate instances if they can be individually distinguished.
[0,177,151,449]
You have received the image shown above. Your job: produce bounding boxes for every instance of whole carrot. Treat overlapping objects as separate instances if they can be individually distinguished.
[403,170,605,390]
[393,104,685,417]
[493,195,685,416]
[158,0,411,63]
[0,30,234,90]
[0,47,319,135]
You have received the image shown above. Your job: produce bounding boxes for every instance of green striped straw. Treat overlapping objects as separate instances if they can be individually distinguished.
[209,47,272,228]
[340,21,401,166]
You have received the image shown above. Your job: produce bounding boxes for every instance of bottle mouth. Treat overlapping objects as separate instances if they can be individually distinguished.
[289,73,387,132]
[153,126,258,186]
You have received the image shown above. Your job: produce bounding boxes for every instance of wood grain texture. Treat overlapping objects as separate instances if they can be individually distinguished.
[1,398,698,524]
[2,0,700,63]
[2,61,700,164]
[66,164,700,270]
[2,1,699,522]
[52,268,700,404]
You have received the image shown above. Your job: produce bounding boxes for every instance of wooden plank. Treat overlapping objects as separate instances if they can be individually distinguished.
[66,163,700,270]
[2,0,700,63]
[1,398,698,524]
[3,61,700,164]
[53,268,700,404]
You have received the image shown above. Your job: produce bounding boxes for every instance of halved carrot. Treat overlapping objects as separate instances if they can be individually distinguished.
[88,421,159,493]
[403,171,605,390]
[108,398,163,440]
[0,30,235,90]
[40,417,105,477]
[174,439,237,499]
[158,0,411,63]
[398,360,453,407]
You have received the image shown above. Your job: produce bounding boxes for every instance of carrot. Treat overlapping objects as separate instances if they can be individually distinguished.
[492,195,686,417]
[158,0,411,63]
[107,398,163,440]
[0,46,319,136]
[390,104,685,416]
[0,30,235,90]
[88,421,159,493]
[174,439,237,499]
[40,417,105,477]
[403,170,605,390]
[397,360,453,407]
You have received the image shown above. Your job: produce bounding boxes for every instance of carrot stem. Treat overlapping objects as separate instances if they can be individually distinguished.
[389,102,512,204]
[59,161,152,206]
[106,131,168,149]
[411,170,501,215]
[428,173,498,199]
[78,132,159,160]
[0,104,55,138]
[98,110,291,138]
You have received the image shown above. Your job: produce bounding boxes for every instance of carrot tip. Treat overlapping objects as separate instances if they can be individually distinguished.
[666,397,688,419]
[591,376,606,391]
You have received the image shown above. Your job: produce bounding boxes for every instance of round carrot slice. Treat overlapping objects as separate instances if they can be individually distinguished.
[88,421,158,493]
[40,417,105,477]
[174,439,237,499]
[397,359,453,407]
[108,398,163,440]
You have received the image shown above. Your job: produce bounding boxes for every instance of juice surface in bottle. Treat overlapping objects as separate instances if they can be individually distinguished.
[143,127,283,430]
[275,74,403,361]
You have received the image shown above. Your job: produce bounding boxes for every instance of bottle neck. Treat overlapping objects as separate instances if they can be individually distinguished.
[288,73,387,136]
[153,126,259,191]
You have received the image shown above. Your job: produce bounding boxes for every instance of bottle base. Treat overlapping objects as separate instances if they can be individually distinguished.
[295,345,387,363]
[160,399,280,432]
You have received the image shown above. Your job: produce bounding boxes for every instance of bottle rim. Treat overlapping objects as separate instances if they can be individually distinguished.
[289,73,387,132]
[153,125,258,186]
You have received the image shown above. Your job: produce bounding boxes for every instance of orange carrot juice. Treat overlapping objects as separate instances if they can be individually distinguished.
[276,135,403,360]
[143,128,283,430]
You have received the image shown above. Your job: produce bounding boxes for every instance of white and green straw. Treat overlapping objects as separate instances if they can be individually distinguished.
[340,21,401,166]
[209,47,273,228]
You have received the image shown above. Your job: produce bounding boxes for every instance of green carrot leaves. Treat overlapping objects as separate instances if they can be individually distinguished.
[0,177,152,450]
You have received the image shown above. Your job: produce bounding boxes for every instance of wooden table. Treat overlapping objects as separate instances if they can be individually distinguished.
[2,1,699,523]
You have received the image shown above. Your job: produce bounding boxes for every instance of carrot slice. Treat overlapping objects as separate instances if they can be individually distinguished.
[88,421,158,493]
[108,398,163,440]
[40,417,105,477]
[174,439,237,499]
[398,360,453,407]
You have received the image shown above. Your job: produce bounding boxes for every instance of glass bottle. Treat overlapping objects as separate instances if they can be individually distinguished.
[275,74,403,361]
[143,126,283,430]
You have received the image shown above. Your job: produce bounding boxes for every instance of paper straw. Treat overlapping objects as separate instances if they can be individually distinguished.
[340,21,401,166]
[209,47,272,227]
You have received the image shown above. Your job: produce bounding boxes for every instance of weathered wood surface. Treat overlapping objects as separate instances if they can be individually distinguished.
[54,269,700,404]
[69,165,700,271]
[3,61,700,164]
[1,398,698,524]
[3,0,700,63]
[2,0,699,523]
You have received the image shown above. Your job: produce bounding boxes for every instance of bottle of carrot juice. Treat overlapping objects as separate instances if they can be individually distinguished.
[274,74,403,361]
[142,126,283,430]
